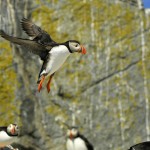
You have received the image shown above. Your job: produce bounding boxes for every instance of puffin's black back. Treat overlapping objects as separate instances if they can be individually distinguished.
[0,126,7,132]
[128,141,150,150]
[78,134,94,150]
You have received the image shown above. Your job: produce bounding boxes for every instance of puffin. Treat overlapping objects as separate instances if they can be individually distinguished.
[0,18,86,93]
[66,127,94,150]
[128,141,150,150]
[0,124,19,149]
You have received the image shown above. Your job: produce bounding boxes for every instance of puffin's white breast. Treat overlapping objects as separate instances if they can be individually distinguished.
[0,131,16,147]
[66,138,88,150]
[46,45,70,75]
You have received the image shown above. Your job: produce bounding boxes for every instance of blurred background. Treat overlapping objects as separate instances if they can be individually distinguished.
[0,0,150,150]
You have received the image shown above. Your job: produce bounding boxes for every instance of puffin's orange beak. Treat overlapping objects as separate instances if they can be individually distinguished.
[11,127,15,135]
[80,45,86,54]
[69,131,73,139]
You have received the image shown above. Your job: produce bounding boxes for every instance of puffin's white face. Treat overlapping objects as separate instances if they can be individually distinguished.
[69,41,86,54]
[67,127,79,139]
[7,124,19,135]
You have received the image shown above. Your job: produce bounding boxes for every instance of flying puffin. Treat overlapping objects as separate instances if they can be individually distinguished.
[66,127,94,150]
[128,141,150,150]
[0,18,86,93]
[0,124,19,149]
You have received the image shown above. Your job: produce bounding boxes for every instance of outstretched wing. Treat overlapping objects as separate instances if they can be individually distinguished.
[21,18,56,45]
[0,30,49,60]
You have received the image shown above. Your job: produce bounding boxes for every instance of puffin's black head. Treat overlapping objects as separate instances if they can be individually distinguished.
[7,124,19,136]
[67,126,79,139]
[66,40,86,54]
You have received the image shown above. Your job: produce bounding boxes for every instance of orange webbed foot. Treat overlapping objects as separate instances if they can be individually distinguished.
[38,83,42,92]
[46,73,55,93]
[47,82,51,93]
[38,76,45,92]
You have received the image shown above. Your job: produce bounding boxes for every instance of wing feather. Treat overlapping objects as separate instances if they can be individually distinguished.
[21,18,56,45]
[0,30,48,60]
[79,134,94,150]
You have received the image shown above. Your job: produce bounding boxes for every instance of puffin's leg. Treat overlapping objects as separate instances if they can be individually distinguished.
[38,75,45,92]
[47,73,55,93]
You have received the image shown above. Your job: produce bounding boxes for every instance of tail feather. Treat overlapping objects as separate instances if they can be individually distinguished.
[37,72,46,84]
[37,78,41,84]
[37,69,48,84]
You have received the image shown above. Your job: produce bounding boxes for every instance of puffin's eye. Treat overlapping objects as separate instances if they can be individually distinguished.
[75,44,78,47]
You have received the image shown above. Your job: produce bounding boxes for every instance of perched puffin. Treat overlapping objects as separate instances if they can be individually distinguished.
[0,18,86,93]
[0,124,19,149]
[66,127,94,150]
[128,141,150,150]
